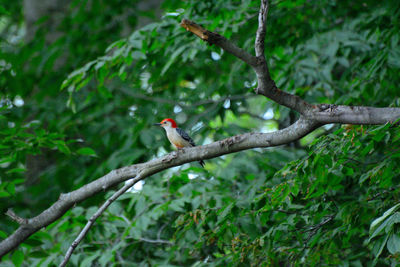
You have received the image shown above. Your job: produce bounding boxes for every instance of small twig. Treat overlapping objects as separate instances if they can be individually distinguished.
[59,175,142,267]
[303,215,334,234]
[344,156,382,166]
[115,250,125,264]
[120,214,131,225]
[367,187,398,201]
[5,209,28,225]
[157,223,168,240]
[292,214,334,263]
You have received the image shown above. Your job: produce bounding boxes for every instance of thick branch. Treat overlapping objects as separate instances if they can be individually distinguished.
[312,104,400,125]
[180,17,314,115]
[0,117,318,257]
[180,19,258,67]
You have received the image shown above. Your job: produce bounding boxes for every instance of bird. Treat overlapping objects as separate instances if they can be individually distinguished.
[154,118,205,167]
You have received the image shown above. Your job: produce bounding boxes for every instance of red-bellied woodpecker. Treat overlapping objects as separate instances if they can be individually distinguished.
[154,118,205,167]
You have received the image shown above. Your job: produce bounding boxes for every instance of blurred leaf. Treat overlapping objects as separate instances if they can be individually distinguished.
[11,250,24,267]
[76,147,97,157]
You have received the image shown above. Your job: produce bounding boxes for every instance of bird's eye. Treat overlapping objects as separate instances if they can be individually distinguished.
[163,122,166,124]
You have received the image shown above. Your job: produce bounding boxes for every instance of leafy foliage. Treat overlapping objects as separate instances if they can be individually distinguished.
[1,0,400,266]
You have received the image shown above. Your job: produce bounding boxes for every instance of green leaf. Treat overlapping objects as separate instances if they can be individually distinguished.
[29,250,48,258]
[387,232,400,254]
[98,85,113,98]
[169,198,186,212]
[161,45,187,76]
[0,191,10,198]
[81,251,101,267]
[56,142,71,155]
[218,202,234,223]
[369,203,400,241]
[360,142,374,156]
[0,230,7,238]
[11,250,24,267]
[372,234,390,264]
[6,168,26,174]
[77,147,97,157]
[131,50,146,60]
[66,95,76,113]
[5,182,15,195]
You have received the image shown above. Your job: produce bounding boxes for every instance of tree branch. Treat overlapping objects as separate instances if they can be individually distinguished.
[179,3,400,124]
[180,19,258,67]
[59,175,141,267]
[5,210,28,225]
[180,13,314,115]
[311,104,400,125]
[255,0,269,57]
[0,117,318,258]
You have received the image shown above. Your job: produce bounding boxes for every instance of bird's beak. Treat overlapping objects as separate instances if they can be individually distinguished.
[153,123,161,126]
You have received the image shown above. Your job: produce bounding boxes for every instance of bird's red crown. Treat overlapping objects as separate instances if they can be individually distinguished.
[160,118,177,128]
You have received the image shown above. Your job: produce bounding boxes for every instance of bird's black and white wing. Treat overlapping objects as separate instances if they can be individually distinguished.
[176,127,196,146]
[176,127,205,167]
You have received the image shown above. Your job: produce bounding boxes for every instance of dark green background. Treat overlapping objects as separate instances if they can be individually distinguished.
[1,0,400,265]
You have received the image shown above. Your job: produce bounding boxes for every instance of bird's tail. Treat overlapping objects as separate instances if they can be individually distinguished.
[199,160,205,168]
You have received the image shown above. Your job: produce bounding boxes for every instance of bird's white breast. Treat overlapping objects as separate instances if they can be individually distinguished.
[165,127,191,148]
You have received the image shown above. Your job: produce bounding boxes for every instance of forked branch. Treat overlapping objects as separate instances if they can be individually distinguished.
[180,0,400,124]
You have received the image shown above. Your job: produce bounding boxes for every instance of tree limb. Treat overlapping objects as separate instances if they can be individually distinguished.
[180,19,258,67]
[179,6,400,124]
[311,104,400,125]
[180,16,314,115]
[254,0,314,115]
[0,117,318,258]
